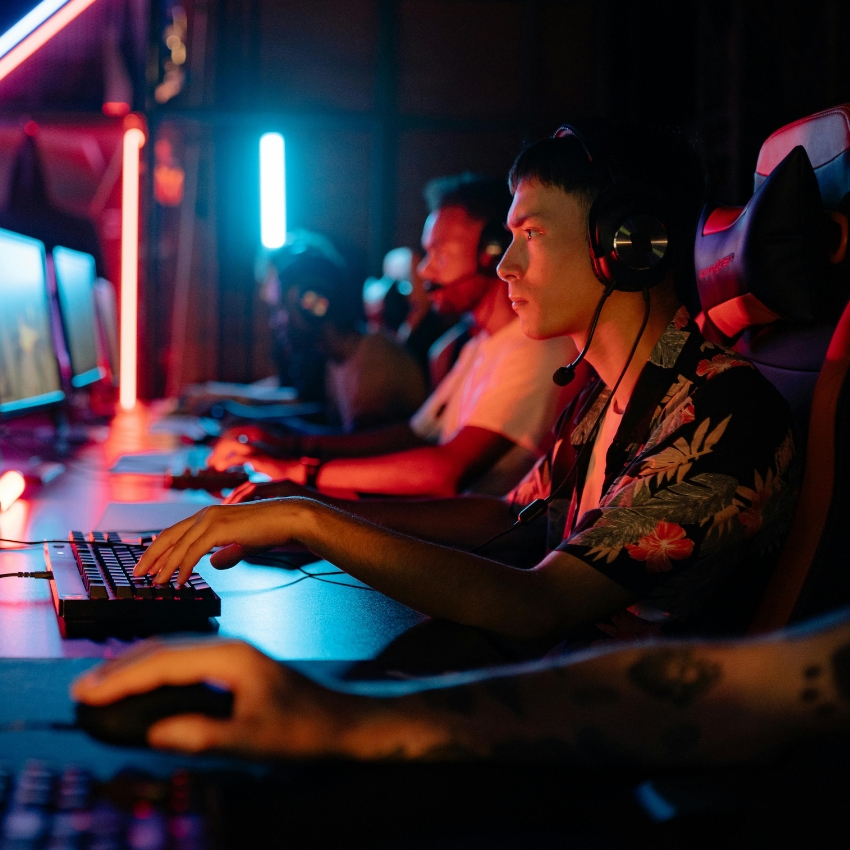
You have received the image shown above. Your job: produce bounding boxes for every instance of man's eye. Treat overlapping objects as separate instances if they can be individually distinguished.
[524,229,538,241]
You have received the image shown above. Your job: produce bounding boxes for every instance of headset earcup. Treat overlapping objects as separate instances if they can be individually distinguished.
[477,219,512,276]
[588,185,675,292]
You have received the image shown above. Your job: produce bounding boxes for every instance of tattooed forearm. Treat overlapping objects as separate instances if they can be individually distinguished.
[627,649,721,706]
[831,642,850,701]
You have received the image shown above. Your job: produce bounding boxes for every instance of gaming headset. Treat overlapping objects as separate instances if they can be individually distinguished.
[476,217,512,276]
[550,122,676,385]
[553,123,676,292]
[423,215,511,293]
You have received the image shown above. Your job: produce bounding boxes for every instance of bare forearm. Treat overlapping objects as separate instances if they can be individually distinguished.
[299,494,515,549]
[309,423,423,458]
[335,620,850,765]
[316,448,462,497]
[295,501,555,636]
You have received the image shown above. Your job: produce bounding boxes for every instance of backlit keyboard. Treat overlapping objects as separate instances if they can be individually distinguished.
[0,761,211,849]
[44,532,221,638]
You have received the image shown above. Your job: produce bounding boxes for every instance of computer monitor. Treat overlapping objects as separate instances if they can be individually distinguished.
[52,246,106,388]
[93,277,119,387]
[0,228,64,416]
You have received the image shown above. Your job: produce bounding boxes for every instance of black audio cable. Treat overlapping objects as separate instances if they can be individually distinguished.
[472,287,652,553]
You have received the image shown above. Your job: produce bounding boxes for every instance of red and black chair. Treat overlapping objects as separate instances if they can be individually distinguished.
[694,104,850,631]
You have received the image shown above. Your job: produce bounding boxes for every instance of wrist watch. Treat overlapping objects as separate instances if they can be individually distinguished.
[300,456,323,488]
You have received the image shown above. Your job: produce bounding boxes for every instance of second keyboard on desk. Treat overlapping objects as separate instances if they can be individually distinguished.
[44,532,221,638]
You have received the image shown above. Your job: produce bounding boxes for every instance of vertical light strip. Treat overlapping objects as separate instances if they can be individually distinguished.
[0,0,69,59]
[260,132,286,249]
[0,0,97,83]
[119,126,145,410]
[0,471,26,513]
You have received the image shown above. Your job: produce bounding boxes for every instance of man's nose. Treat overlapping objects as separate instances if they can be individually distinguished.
[417,253,434,278]
[497,238,521,281]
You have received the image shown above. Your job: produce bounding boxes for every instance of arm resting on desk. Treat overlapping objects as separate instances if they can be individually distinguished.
[71,612,850,763]
[232,426,517,498]
[209,423,424,470]
[134,499,630,641]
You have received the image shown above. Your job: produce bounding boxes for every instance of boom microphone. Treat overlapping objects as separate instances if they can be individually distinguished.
[552,282,614,386]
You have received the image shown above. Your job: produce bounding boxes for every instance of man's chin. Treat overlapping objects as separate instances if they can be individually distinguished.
[515,315,549,340]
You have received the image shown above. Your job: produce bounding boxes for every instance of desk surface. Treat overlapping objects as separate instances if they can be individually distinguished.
[0,407,425,661]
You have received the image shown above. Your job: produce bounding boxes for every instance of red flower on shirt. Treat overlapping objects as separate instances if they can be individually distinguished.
[673,308,690,330]
[625,521,694,572]
[696,353,751,380]
[737,470,776,538]
[681,399,695,425]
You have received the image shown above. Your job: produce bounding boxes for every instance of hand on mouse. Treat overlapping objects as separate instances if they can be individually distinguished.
[70,639,358,757]
[133,498,317,585]
[207,439,256,471]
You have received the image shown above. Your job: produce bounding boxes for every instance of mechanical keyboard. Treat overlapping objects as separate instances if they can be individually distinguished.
[0,761,211,849]
[44,532,220,638]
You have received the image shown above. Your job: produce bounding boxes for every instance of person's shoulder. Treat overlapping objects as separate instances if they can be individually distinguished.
[362,329,414,360]
[683,338,792,426]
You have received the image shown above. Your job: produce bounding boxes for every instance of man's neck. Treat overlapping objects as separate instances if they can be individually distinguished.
[584,287,681,407]
[471,279,517,336]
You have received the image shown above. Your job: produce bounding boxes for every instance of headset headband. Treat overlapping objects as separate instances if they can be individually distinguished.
[552,123,623,187]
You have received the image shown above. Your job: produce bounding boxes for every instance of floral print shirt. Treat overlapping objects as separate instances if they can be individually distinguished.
[508,307,799,639]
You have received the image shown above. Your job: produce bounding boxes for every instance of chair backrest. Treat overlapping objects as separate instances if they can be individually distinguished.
[750,296,850,631]
[710,105,850,633]
[694,139,845,444]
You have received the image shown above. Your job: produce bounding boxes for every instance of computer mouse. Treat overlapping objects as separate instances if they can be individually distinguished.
[75,683,234,748]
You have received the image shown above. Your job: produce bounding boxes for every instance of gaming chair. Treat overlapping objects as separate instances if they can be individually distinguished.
[693,104,850,631]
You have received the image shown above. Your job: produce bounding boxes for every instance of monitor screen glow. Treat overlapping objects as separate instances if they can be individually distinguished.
[53,245,104,388]
[0,228,64,415]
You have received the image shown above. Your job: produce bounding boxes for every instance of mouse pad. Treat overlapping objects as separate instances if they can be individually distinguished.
[0,659,257,777]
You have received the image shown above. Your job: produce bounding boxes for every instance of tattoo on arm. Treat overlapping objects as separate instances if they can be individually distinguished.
[831,642,850,702]
[628,649,721,707]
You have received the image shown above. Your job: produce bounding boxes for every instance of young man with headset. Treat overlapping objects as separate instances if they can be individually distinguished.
[210,174,575,497]
[74,122,804,759]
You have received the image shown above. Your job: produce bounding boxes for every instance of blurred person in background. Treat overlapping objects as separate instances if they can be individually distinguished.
[259,231,427,432]
[363,246,454,390]
[210,175,576,498]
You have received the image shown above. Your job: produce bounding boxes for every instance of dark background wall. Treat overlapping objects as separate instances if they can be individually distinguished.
[1,0,850,395]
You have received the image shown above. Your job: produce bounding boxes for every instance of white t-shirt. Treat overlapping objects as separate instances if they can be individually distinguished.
[577,398,625,520]
[325,332,427,432]
[410,317,575,494]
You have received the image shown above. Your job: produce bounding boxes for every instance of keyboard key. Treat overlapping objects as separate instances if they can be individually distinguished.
[88,583,109,600]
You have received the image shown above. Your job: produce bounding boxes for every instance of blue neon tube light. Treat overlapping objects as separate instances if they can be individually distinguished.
[260,132,286,249]
[0,0,69,60]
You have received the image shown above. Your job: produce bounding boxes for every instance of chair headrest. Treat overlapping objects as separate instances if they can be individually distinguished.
[695,146,833,339]
[755,104,850,208]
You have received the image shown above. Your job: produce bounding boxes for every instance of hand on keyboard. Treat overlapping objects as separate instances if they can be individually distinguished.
[133,499,317,585]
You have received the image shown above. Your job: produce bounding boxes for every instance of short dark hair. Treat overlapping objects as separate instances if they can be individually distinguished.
[508,122,707,309]
[509,122,705,225]
[424,173,512,224]
[271,230,361,330]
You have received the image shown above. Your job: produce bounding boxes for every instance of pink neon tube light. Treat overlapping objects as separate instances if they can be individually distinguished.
[0,0,98,84]
[120,127,145,410]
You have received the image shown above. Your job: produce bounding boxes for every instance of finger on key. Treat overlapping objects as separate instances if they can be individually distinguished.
[154,517,212,584]
[134,515,195,576]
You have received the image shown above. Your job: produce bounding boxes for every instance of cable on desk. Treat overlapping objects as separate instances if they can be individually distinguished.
[0,571,53,580]
[296,566,376,591]
[0,535,160,548]
[0,537,72,547]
